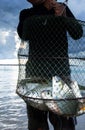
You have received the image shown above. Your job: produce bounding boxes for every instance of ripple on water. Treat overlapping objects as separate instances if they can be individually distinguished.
[0,66,85,130]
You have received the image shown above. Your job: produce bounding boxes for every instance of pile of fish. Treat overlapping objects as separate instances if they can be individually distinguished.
[17,76,85,116]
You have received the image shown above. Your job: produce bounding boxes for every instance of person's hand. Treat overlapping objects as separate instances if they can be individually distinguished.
[54,2,66,16]
[44,0,66,16]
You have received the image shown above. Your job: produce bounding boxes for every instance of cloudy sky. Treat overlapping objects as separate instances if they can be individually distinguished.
[0,0,85,62]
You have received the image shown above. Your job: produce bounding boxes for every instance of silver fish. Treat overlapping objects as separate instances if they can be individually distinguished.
[17,77,85,116]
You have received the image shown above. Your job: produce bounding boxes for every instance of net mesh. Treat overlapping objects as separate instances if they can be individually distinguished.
[16,16,85,116]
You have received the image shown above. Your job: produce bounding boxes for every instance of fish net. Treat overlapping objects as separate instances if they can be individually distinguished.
[16,16,85,117]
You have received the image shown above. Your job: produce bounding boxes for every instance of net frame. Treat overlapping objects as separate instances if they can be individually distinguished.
[16,15,85,117]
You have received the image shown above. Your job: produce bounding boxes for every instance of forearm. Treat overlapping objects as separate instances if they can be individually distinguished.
[65,17,83,40]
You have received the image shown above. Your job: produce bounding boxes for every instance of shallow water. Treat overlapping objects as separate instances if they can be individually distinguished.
[0,65,85,130]
[0,66,28,130]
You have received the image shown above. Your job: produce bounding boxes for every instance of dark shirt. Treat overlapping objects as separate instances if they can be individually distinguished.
[17,4,83,79]
[17,4,75,39]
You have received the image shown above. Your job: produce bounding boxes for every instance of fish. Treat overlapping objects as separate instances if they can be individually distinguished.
[41,78,79,116]
[17,76,84,116]
[17,78,52,110]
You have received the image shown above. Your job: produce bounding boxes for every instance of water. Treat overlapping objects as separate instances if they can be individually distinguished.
[0,66,28,130]
[0,65,85,130]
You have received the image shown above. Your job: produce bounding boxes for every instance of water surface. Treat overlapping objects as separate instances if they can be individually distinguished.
[0,65,85,130]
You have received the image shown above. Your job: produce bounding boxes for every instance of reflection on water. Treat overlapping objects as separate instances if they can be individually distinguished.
[0,66,27,130]
[0,65,85,130]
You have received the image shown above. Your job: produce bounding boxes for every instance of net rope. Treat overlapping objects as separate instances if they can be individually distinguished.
[16,16,85,116]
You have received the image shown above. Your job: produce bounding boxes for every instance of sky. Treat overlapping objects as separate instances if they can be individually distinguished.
[0,0,85,63]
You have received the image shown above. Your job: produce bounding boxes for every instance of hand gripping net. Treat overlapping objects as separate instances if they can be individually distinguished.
[16,16,85,117]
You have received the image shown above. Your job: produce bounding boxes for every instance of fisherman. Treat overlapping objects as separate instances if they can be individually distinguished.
[17,0,83,130]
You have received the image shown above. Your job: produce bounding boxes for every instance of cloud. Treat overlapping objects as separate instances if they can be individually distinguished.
[0,0,85,60]
[68,0,85,20]
[59,0,85,20]
[14,32,21,58]
[0,29,19,59]
[0,0,30,30]
[0,29,10,44]
[0,0,31,59]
